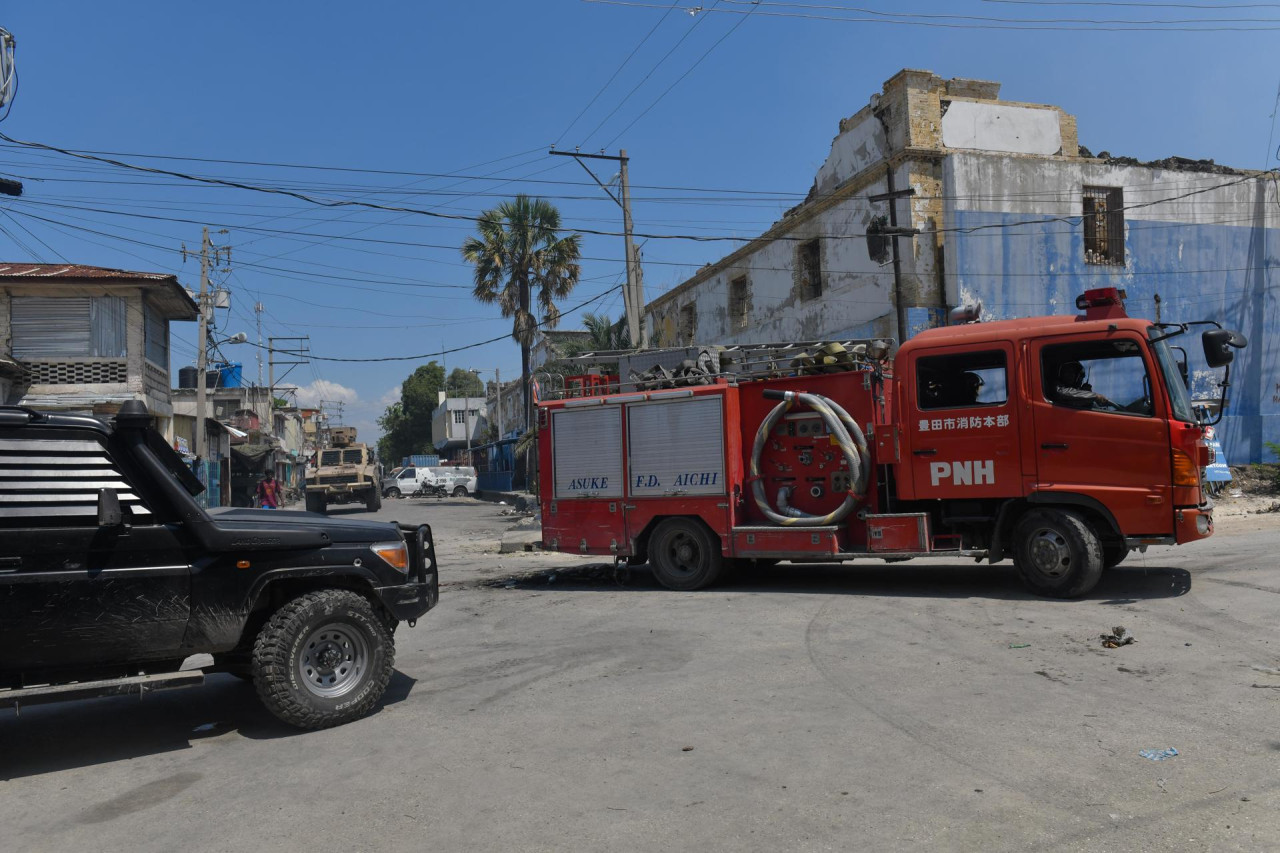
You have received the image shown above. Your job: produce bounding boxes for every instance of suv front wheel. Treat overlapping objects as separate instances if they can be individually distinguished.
[251,590,394,729]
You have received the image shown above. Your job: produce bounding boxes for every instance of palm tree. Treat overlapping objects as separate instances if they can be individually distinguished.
[462,195,582,431]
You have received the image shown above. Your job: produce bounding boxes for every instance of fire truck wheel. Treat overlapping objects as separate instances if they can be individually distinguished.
[1012,509,1104,598]
[649,518,724,591]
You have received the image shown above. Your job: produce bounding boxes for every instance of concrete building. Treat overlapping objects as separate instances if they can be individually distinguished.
[432,395,487,459]
[0,263,198,433]
[642,69,1278,461]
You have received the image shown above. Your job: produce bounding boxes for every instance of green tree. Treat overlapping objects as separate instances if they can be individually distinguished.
[462,195,582,430]
[376,361,445,463]
[446,367,484,397]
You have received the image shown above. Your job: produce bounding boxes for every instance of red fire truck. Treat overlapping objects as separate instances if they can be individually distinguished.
[536,289,1246,598]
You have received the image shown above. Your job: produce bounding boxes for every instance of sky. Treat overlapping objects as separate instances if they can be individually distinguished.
[1,1,1277,441]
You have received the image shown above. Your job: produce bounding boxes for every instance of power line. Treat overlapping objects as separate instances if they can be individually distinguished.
[583,0,1280,29]
[249,284,626,363]
[556,0,682,145]
[714,0,1280,25]
[579,0,723,147]
[604,2,759,147]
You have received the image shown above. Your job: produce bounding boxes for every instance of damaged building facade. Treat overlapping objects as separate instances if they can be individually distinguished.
[643,69,1278,462]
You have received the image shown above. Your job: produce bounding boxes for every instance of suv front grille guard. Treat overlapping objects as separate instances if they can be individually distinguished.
[398,522,439,622]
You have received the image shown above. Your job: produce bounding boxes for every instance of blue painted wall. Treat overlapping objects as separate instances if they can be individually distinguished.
[948,210,1279,463]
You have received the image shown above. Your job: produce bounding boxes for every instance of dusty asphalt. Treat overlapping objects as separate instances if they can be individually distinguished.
[2,497,1278,852]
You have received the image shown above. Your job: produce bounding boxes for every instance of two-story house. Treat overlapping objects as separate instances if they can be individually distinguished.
[0,263,198,435]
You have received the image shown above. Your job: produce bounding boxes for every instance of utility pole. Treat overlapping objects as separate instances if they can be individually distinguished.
[549,148,647,348]
[495,367,502,440]
[183,228,229,467]
[267,335,311,429]
[868,184,919,346]
[255,301,264,386]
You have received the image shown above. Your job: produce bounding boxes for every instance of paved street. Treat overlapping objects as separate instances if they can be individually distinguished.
[2,498,1278,852]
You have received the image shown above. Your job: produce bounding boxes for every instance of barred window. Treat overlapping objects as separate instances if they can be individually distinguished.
[798,239,823,300]
[729,275,750,331]
[1083,186,1124,265]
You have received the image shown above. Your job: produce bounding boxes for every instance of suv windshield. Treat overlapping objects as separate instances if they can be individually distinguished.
[1148,329,1197,423]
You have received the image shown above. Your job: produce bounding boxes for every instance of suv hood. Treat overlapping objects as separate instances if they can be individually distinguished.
[209,507,400,544]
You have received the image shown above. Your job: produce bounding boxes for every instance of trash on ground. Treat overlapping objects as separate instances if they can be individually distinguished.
[681,746,694,752]
[498,501,506,505]
[1100,626,1136,648]
[1138,747,1179,761]
[1008,642,1030,649]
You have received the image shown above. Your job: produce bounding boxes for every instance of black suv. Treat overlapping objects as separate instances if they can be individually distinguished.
[0,401,438,729]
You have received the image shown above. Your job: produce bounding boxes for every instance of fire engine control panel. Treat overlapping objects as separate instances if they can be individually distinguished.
[763,412,851,506]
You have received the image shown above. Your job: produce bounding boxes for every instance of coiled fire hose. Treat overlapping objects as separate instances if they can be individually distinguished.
[750,389,870,527]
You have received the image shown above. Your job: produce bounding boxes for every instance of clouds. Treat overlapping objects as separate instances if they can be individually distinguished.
[293,379,359,408]
[378,385,402,408]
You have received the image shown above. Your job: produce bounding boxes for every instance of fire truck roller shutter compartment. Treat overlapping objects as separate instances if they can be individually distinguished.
[552,406,624,499]
[627,396,726,497]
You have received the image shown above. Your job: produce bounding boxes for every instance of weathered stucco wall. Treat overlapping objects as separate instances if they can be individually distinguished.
[646,156,948,347]
[943,151,1279,462]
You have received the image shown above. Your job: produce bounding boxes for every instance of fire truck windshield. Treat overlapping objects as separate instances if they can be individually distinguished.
[1148,331,1197,424]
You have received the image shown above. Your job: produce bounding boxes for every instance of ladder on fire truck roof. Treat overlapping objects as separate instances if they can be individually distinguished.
[537,338,894,399]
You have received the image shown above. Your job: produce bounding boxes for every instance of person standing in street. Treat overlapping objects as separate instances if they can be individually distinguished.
[256,471,282,509]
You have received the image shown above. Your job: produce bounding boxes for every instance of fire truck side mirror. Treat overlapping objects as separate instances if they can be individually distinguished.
[1202,329,1247,368]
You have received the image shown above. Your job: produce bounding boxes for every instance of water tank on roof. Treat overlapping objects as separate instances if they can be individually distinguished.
[178,366,198,389]
[218,363,243,389]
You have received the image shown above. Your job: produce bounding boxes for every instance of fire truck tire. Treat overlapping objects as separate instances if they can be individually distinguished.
[1012,509,1104,598]
[1103,545,1129,569]
[649,518,724,591]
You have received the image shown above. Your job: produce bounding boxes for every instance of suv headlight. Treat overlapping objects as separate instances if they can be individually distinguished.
[371,541,409,572]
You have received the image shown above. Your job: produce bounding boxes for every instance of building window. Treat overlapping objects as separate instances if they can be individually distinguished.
[679,303,697,345]
[729,275,750,331]
[798,238,822,300]
[11,295,127,359]
[453,410,465,424]
[1083,186,1124,265]
[143,301,168,366]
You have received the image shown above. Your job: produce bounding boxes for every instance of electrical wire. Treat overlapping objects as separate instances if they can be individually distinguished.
[583,0,1280,29]
[603,2,759,148]
[556,1,682,145]
[248,284,626,363]
[578,0,722,147]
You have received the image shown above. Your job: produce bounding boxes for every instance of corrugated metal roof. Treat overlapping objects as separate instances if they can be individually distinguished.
[0,262,198,320]
[0,263,175,282]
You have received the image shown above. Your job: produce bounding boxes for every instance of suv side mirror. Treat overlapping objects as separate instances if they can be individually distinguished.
[97,488,123,527]
[1202,329,1247,368]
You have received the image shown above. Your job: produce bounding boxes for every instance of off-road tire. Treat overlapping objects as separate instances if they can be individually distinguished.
[1103,544,1129,570]
[1012,508,1104,598]
[305,491,326,514]
[452,485,467,498]
[365,489,382,512]
[251,590,394,729]
[385,487,401,499]
[649,517,725,591]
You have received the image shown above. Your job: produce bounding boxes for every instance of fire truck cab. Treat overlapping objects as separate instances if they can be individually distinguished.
[537,288,1244,598]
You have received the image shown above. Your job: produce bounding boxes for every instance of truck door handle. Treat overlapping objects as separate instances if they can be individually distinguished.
[912,449,937,456]
[1041,443,1069,450]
